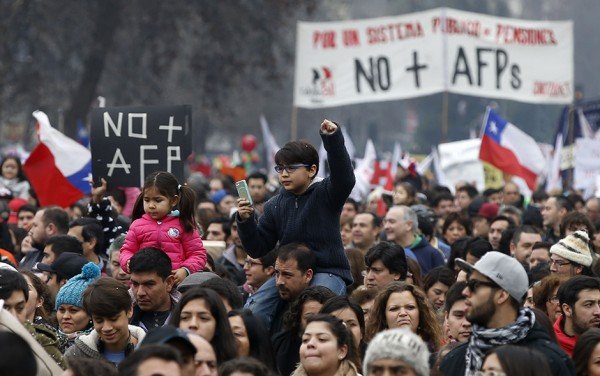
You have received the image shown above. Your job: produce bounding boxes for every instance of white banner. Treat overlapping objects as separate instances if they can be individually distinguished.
[294,8,573,108]
[574,138,600,194]
[437,139,485,193]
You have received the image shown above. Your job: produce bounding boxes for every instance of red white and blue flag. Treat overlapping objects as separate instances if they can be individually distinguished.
[479,107,545,190]
[23,111,91,207]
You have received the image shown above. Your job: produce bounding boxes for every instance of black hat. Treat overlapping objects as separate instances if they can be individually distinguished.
[140,325,197,357]
[36,252,88,280]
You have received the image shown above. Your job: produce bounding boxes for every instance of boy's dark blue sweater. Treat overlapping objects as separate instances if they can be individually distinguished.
[237,128,356,285]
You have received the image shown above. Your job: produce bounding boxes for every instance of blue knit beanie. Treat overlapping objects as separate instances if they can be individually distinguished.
[54,262,101,310]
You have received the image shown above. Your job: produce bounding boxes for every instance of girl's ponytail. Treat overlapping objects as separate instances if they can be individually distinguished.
[177,184,197,233]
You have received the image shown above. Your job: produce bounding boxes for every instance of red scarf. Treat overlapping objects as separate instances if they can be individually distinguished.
[553,315,577,357]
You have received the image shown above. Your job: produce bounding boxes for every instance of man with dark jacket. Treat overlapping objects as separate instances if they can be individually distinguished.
[440,251,574,376]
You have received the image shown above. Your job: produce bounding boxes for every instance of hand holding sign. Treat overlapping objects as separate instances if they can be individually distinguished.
[91,105,192,187]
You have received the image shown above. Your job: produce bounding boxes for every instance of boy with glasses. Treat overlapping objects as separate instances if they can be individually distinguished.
[236,119,355,330]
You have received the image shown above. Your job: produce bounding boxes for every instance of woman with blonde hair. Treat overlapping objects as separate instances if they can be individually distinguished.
[366,282,442,351]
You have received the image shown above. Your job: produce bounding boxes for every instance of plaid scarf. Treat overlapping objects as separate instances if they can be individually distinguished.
[465,308,535,375]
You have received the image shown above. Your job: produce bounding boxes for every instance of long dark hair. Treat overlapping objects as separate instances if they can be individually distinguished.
[19,269,53,324]
[574,328,600,376]
[486,345,551,376]
[319,295,366,368]
[228,309,276,371]
[131,171,197,232]
[169,287,237,364]
[302,314,360,370]
[283,286,336,337]
[1,155,27,182]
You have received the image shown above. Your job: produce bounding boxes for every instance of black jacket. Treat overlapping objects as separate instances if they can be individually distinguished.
[439,322,575,376]
[237,127,356,285]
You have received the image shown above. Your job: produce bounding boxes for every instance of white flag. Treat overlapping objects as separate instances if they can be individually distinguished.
[259,115,280,175]
[350,139,376,203]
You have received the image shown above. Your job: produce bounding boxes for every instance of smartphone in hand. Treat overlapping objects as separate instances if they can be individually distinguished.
[235,180,253,206]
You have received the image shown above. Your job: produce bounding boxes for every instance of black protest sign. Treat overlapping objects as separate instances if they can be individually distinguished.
[90,105,192,187]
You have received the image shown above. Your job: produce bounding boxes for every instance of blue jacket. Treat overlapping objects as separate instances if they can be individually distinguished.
[407,236,445,275]
[237,128,355,285]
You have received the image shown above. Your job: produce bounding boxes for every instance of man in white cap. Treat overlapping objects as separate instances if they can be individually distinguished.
[440,251,574,376]
[549,230,594,277]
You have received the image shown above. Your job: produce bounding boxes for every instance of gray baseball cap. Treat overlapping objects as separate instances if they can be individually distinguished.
[455,251,528,301]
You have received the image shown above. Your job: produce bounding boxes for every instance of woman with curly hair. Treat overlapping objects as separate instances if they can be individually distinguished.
[366,282,442,351]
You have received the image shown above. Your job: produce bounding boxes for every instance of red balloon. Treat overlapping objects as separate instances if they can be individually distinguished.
[241,134,257,152]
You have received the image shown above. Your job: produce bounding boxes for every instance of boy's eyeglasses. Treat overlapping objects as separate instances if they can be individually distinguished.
[274,164,311,174]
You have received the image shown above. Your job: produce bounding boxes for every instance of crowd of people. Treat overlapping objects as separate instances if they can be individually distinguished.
[0,119,599,375]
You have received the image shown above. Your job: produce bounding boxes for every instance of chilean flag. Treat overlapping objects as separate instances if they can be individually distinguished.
[479,107,545,190]
[23,111,91,207]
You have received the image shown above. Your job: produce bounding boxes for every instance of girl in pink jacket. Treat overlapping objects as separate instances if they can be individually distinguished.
[120,171,207,285]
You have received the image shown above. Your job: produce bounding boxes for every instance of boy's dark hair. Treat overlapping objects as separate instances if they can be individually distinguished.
[107,187,127,208]
[489,215,515,228]
[42,206,69,234]
[17,204,37,216]
[69,218,104,255]
[45,235,83,257]
[274,140,319,177]
[200,277,243,310]
[444,281,467,312]
[482,187,501,197]
[132,171,197,232]
[129,247,172,280]
[357,211,382,228]
[465,237,493,259]
[246,171,268,184]
[553,195,574,212]
[67,357,117,376]
[344,198,360,212]
[511,225,541,245]
[532,241,552,252]
[259,249,277,268]
[558,276,600,312]
[83,277,132,317]
[531,190,549,204]
[456,184,478,198]
[207,217,231,239]
[364,241,407,280]
[0,269,28,302]
[118,344,181,376]
[432,193,454,208]
[276,243,316,274]
[218,357,271,376]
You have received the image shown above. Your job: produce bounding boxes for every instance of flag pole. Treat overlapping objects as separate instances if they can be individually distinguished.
[291,106,298,141]
[566,105,575,189]
[442,92,449,142]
